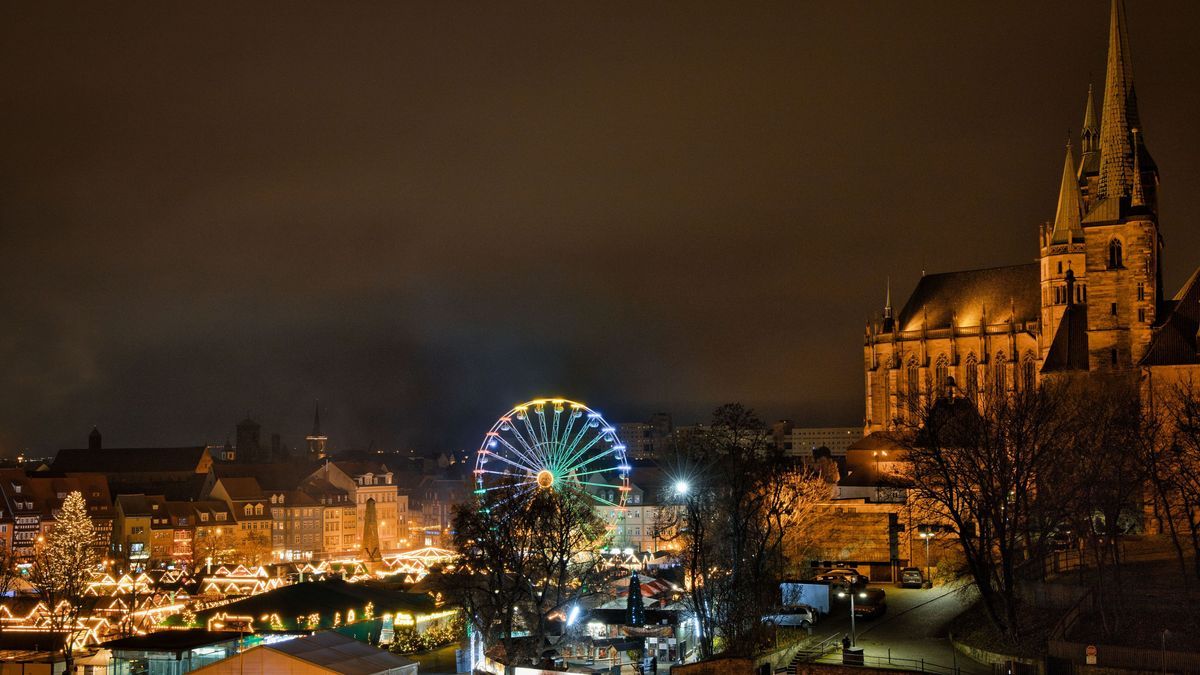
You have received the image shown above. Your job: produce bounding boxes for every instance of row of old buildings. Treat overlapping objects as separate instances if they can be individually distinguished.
[0,421,472,568]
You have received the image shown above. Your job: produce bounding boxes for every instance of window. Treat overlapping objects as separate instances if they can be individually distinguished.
[934,355,949,396]
[964,354,978,400]
[243,504,252,516]
[255,504,264,516]
[1021,354,1036,392]
[1111,302,1118,316]
[992,352,1007,393]
[906,358,920,413]
[1110,348,1118,365]
[1137,282,1145,301]
[1138,308,1146,322]
[1057,261,1063,274]
[1108,238,1123,268]
[216,512,226,521]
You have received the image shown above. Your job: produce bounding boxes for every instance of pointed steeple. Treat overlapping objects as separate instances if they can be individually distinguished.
[1131,127,1145,207]
[312,400,322,437]
[1096,0,1143,203]
[1079,85,1101,175]
[1051,140,1084,244]
[882,278,894,332]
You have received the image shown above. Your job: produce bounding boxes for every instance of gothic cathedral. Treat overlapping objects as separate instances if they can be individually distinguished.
[863,0,1200,434]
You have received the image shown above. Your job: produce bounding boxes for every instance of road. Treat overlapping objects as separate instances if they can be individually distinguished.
[805,582,990,673]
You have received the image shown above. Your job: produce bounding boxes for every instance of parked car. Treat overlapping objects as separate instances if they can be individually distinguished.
[898,567,924,588]
[816,568,869,585]
[853,588,887,618]
[763,605,818,628]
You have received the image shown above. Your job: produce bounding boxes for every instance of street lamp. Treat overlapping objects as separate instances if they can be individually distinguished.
[673,480,689,496]
[918,528,936,588]
[836,586,867,646]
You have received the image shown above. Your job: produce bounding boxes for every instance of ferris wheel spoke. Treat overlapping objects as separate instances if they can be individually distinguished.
[560,417,593,468]
[476,469,536,480]
[494,434,543,473]
[558,411,579,459]
[555,430,607,475]
[562,439,617,474]
[574,480,625,490]
[481,450,540,475]
[565,466,621,479]
[519,411,546,463]
[507,423,549,468]
[564,483,619,507]
[534,405,551,453]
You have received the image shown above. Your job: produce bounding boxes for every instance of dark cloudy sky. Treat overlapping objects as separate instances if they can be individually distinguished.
[3,1,1199,455]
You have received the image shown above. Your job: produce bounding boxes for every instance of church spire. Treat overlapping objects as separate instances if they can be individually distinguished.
[1096,0,1142,203]
[311,400,322,437]
[1079,84,1100,175]
[1051,140,1084,244]
[882,277,894,332]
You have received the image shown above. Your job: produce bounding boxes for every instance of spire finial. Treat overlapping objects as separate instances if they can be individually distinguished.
[312,400,322,436]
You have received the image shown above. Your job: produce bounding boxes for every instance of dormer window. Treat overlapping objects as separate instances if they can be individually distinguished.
[255,504,264,516]
[200,512,209,522]
[244,504,253,516]
[216,512,226,521]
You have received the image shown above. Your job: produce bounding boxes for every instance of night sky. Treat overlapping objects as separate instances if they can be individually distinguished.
[3,2,1200,455]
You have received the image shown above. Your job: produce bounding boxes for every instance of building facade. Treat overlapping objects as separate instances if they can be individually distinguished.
[863,0,1200,433]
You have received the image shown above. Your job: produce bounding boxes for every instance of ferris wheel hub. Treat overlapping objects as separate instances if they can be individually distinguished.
[536,470,555,489]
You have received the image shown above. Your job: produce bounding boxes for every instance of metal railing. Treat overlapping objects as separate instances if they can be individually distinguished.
[782,643,984,675]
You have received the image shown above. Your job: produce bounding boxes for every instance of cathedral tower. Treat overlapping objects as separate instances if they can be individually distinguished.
[1039,141,1087,360]
[1080,0,1162,370]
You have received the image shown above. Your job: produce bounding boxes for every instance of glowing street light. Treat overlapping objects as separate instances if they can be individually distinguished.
[673,480,689,496]
[836,586,868,647]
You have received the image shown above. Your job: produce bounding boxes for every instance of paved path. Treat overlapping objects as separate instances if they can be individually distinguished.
[807,583,990,674]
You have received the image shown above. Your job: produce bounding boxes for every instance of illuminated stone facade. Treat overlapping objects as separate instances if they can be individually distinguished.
[863,0,1200,433]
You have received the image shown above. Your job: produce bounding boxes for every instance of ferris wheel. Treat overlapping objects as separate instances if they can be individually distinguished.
[473,398,630,509]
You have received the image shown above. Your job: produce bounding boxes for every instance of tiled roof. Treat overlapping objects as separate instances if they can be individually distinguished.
[1042,304,1091,372]
[896,264,1040,332]
[215,476,264,502]
[1141,266,1200,366]
[52,447,208,474]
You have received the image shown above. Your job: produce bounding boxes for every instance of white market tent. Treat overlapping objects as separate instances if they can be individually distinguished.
[189,631,418,675]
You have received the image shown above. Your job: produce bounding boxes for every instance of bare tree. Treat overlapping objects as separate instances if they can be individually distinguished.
[29,491,99,671]
[903,385,1077,642]
[657,404,827,658]
[1160,379,1200,581]
[449,478,608,667]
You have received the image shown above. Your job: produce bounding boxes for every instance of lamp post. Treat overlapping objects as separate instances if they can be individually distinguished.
[836,586,867,646]
[919,528,935,588]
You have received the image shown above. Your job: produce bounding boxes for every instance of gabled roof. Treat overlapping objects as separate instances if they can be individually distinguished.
[1042,303,1090,372]
[52,447,209,474]
[896,264,1039,332]
[1140,266,1200,366]
[214,476,264,502]
[264,631,416,675]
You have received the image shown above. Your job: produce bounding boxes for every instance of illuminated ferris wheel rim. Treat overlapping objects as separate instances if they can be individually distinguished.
[473,397,631,510]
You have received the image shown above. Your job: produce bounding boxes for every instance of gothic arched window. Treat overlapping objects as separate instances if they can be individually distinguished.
[993,352,1007,394]
[906,358,921,413]
[1021,352,1037,392]
[964,354,978,400]
[1108,238,1123,269]
[934,355,949,397]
